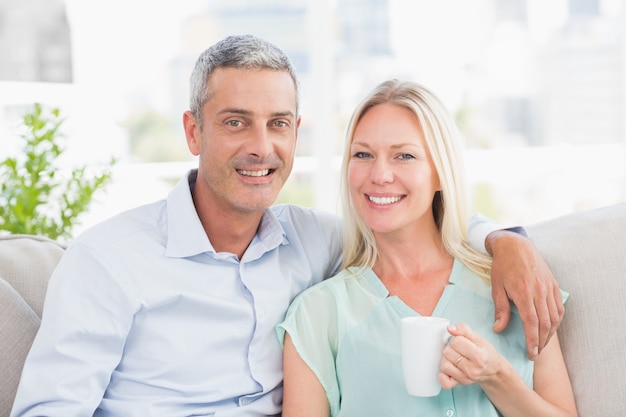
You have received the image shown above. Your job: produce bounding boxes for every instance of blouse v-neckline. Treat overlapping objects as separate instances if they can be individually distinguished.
[361,259,462,317]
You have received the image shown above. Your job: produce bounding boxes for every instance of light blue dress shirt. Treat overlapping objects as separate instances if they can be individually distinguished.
[277,260,564,417]
[11,169,506,417]
[11,170,343,417]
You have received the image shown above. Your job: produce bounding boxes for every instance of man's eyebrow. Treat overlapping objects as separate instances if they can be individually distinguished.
[217,108,295,118]
[217,108,253,116]
[271,111,296,118]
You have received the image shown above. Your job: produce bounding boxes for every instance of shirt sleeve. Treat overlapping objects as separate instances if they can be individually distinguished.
[467,213,528,255]
[314,208,344,278]
[10,242,135,417]
[276,285,342,416]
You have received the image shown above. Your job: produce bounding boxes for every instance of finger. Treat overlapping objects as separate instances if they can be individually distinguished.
[448,323,476,339]
[553,283,565,324]
[533,294,552,357]
[439,371,459,390]
[448,323,491,361]
[502,279,542,361]
[445,325,482,362]
[491,282,511,333]
[539,282,564,352]
[517,299,540,360]
[442,338,475,385]
[441,348,470,385]
[443,345,463,367]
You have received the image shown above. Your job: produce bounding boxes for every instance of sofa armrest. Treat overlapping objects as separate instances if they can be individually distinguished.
[527,203,626,417]
[0,277,40,417]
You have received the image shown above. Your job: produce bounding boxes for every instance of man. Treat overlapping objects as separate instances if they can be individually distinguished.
[11,34,562,417]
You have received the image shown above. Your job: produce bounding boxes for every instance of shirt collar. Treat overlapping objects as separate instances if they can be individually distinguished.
[164,169,288,259]
[164,170,213,257]
[242,208,289,262]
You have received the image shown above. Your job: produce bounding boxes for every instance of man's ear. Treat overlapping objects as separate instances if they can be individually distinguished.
[294,115,302,142]
[183,111,201,156]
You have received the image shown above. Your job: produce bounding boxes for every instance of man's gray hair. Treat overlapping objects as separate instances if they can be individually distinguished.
[189,34,300,125]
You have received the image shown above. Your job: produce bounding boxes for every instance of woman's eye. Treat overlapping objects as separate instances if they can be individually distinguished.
[353,151,371,159]
[398,153,415,160]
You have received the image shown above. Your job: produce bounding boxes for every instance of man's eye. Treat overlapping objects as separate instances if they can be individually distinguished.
[273,120,289,128]
[226,120,242,127]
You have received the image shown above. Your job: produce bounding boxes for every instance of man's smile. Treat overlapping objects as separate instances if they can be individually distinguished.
[237,169,273,177]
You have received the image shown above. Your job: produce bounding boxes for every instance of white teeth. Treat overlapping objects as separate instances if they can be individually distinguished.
[368,195,401,205]
[238,169,270,177]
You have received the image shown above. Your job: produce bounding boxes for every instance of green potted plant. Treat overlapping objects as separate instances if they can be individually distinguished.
[0,103,115,241]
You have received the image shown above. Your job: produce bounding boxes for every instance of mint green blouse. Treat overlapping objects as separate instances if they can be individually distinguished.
[277,259,558,417]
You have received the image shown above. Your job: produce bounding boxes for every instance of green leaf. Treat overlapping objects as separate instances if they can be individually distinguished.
[0,103,115,241]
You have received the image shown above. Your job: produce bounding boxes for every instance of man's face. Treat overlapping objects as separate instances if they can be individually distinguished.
[184,67,300,216]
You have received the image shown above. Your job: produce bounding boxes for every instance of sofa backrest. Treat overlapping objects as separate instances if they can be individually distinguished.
[0,234,65,318]
[0,278,41,416]
[527,203,626,416]
[0,234,65,417]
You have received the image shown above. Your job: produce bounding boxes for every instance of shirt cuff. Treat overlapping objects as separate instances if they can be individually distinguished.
[468,214,528,255]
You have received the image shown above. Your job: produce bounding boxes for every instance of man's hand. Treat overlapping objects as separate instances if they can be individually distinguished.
[486,230,564,360]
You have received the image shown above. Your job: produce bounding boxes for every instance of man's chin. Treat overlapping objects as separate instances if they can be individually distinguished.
[234,195,280,213]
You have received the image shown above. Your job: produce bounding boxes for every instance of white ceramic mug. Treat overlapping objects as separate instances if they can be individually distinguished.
[400,316,452,397]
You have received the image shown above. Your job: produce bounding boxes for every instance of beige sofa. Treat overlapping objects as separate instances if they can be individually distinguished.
[0,234,65,416]
[1,203,625,416]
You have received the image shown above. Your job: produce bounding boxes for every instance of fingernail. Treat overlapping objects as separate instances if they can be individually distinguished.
[493,318,500,327]
[448,324,457,332]
[531,346,538,360]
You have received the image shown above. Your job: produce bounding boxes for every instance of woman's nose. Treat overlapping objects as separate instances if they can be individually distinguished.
[370,160,393,184]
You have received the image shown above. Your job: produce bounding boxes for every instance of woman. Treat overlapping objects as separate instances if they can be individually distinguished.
[277,80,577,416]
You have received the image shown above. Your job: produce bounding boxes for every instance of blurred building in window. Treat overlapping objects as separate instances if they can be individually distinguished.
[0,0,623,228]
[540,0,623,145]
[471,0,624,147]
[0,0,72,82]
[337,0,392,57]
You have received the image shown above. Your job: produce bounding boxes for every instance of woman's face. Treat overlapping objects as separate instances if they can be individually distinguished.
[347,103,441,238]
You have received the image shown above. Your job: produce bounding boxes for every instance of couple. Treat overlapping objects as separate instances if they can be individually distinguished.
[10,35,574,416]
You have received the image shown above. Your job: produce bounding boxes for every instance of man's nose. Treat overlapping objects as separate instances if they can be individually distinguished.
[247,126,272,159]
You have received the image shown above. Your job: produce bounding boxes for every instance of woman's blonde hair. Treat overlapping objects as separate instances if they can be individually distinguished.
[340,79,492,282]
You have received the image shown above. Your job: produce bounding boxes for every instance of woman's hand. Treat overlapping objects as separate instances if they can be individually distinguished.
[439,323,509,389]
[438,323,578,417]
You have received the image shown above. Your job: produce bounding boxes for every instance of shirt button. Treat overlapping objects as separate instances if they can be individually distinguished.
[446,410,455,417]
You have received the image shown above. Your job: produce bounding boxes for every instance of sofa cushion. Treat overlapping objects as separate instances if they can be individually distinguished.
[527,203,626,416]
[0,277,40,417]
[0,234,65,318]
